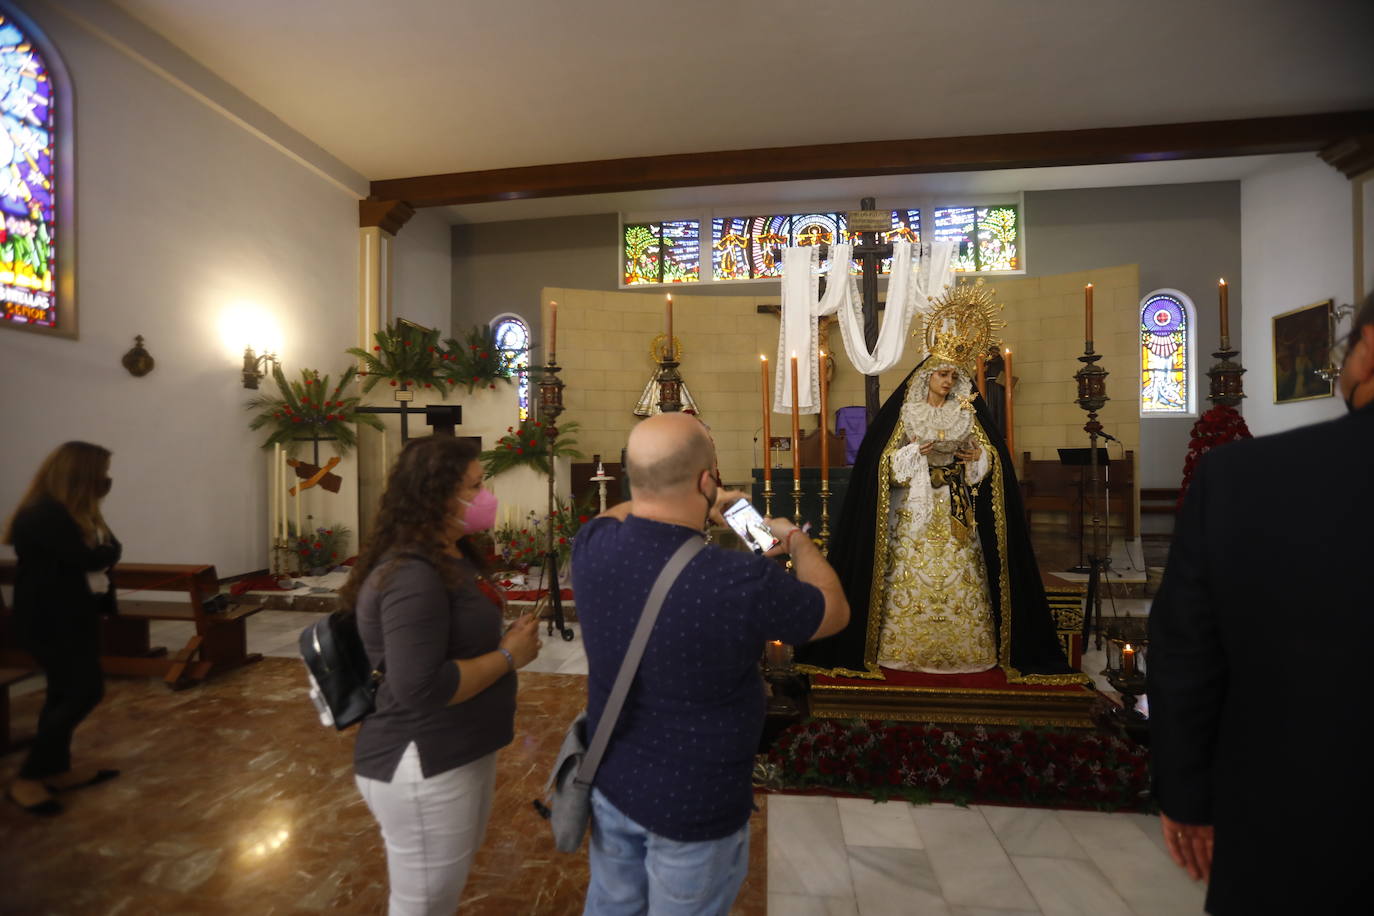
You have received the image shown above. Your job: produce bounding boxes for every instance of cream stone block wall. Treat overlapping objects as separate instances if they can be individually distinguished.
[543,268,1140,502]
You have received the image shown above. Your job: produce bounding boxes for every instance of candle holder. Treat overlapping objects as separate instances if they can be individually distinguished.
[761,477,773,519]
[536,359,574,643]
[762,642,807,720]
[816,480,831,555]
[1074,345,1111,649]
[655,354,684,413]
[1102,616,1149,744]
[1206,343,1246,406]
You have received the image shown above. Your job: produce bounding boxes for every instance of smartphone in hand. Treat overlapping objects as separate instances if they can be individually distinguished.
[722,498,780,554]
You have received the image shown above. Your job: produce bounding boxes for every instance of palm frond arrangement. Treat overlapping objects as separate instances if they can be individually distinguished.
[246,365,382,455]
[481,418,583,477]
[346,321,449,393]
[441,324,514,394]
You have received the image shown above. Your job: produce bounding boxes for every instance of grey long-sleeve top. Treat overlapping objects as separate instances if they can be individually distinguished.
[353,553,516,781]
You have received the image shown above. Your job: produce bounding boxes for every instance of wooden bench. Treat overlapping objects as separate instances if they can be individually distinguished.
[0,561,264,690]
[1020,450,1137,538]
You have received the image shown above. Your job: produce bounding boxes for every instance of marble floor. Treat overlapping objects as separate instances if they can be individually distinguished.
[2,604,1206,916]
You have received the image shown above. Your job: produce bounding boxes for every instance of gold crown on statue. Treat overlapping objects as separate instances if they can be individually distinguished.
[922,279,1006,370]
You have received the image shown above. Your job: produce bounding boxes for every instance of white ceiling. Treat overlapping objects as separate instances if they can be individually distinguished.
[108,0,1374,223]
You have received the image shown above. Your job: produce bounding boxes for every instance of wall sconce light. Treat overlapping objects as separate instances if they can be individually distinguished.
[1315,302,1356,384]
[242,346,279,389]
[121,334,155,377]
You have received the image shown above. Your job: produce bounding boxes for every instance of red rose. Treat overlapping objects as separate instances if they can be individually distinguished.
[390,380,398,386]
[559,537,567,545]
[404,341,412,347]
[425,383,433,388]
[578,515,589,523]
[373,345,381,351]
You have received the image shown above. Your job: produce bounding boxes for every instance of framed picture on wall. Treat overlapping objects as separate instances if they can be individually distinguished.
[1272,299,1335,404]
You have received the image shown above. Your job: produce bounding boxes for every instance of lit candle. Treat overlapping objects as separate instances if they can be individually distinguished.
[976,352,986,397]
[1218,279,1229,344]
[665,294,673,360]
[1121,643,1137,677]
[819,349,830,484]
[766,640,787,667]
[1084,283,1094,345]
[760,355,772,482]
[790,352,801,478]
[548,300,558,363]
[1003,348,1015,460]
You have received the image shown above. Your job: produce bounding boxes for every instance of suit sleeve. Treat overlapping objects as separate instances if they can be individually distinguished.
[1146,454,1228,825]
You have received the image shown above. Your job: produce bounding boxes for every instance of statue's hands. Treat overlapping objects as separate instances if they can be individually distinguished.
[955,444,982,464]
[917,441,936,456]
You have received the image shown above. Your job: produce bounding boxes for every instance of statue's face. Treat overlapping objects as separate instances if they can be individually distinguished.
[928,367,958,399]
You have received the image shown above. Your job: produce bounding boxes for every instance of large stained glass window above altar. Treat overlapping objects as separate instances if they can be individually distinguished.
[0,13,57,332]
[492,315,531,420]
[1139,290,1194,415]
[622,203,1017,286]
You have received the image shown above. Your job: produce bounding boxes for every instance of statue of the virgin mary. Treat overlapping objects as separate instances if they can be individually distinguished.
[796,284,1085,684]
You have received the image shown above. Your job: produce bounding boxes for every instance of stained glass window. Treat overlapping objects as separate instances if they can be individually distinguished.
[0,13,57,331]
[932,206,1019,272]
[710,210,924,281]
[1139,291,1193,414]
[632,204,1015,284]
[492,315,531,420]
[622,219,700,285]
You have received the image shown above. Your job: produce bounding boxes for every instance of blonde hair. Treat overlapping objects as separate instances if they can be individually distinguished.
[3,441,112,546]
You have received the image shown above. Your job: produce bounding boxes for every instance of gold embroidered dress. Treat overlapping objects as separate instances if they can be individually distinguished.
[877,370,997,673]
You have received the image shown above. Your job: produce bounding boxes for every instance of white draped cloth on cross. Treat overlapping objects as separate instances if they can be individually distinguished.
[774,239,956,413]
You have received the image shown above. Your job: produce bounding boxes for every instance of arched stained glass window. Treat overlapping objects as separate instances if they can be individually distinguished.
[1139,289,1195,415]
[0,10,59,333]
[491,314,531,420]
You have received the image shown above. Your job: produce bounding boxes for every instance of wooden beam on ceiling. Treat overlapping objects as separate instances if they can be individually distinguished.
[371,110,1374,209]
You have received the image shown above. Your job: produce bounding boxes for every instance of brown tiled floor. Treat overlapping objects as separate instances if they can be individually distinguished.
[1,659,766,915]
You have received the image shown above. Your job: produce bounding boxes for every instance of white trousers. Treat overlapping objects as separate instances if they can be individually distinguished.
[356,744,499,916]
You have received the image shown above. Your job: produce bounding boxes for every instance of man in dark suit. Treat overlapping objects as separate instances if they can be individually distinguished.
[1147,291,1374,914]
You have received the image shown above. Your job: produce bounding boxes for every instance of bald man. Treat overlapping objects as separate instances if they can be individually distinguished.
[572,413,847,916]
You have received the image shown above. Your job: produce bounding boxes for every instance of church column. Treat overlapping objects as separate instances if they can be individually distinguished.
[1318,137,1374,301]
[356,199,416,541]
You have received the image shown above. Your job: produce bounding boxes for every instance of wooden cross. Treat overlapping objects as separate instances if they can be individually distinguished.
[841,197,894,424]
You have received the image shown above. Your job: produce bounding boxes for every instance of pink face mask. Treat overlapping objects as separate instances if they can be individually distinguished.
[457,488,499,533]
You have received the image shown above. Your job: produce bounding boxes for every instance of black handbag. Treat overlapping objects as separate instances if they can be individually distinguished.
[299,610,384,730]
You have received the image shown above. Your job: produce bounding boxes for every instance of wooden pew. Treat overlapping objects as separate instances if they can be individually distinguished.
[0,561,264,689]
[1020,450,1137,538]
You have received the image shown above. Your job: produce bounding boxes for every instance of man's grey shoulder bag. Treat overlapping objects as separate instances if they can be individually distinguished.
[543,535,705,853]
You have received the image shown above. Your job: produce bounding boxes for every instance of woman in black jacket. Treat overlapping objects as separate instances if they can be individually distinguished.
[4,441,121,815]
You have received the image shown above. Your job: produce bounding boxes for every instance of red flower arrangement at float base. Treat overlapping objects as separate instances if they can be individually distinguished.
[1176,404,1252,511]
[759,718,1151,811]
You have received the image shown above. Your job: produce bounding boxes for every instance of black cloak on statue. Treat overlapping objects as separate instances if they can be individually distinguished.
[795,358,1082,682]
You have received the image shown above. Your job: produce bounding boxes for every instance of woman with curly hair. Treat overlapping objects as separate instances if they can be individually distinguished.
[344,435,541,915]
[4,441,122,815]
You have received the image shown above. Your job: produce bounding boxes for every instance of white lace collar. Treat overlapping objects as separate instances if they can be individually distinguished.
[901,364,975,446]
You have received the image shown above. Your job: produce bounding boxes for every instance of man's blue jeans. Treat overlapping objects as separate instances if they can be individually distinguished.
[584,787,750,916]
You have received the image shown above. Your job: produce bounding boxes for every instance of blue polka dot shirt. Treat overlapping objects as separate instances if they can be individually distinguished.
[572,514,824,841]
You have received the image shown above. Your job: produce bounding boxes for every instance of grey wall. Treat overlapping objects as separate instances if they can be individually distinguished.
[452,181,1242,489]
[1024,183,1242,488]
